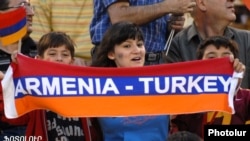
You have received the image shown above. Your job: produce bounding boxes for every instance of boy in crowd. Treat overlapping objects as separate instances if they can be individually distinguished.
[11,31,101,141]
[170,36,250,139]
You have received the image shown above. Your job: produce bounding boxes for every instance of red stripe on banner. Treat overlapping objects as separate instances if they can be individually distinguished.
[0,7,26,29]
[14,94,231,117]
[13,54,233,77]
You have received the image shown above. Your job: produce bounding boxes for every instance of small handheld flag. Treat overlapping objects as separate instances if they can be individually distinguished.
[0,7,27,46]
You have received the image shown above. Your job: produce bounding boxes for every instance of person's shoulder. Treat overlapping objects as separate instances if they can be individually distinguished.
[238,88,250,93]
[227,27,250,46]
[236,88,250,100]
[174,25,193,37]
[173,24,196,42]
[228,26,250,35]
[21,36,37,58]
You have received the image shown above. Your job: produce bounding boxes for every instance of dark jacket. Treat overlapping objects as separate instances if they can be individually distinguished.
[166,23,250,89]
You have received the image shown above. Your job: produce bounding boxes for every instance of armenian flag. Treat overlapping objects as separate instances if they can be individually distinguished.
[0,7,27,46]
[2,54,241,118]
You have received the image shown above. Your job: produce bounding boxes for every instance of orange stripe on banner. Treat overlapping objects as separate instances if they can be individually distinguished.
[15,94,231,117]
[0,26,26,46]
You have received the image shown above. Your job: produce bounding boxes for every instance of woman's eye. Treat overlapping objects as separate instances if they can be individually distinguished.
[123,45,130,48]
[137,43,144,47]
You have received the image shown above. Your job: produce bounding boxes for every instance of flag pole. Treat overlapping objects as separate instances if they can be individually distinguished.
[164,13,175,57]
[164,29,175,56]
[17,39,22,53]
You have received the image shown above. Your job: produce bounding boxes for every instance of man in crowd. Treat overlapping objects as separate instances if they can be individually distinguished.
[165,0,250,89]
[90,0,196,65]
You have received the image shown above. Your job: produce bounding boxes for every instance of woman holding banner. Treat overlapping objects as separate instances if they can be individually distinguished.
[91,21,170,141]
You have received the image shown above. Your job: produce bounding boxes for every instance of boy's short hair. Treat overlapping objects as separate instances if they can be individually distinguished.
[196,36,239,59]
[37,31,75,57]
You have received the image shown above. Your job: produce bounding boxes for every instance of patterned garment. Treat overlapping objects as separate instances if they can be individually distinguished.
[90,0,170,52]
[30,0,93,60]
[46,111,85,141]
[98,115,169,141]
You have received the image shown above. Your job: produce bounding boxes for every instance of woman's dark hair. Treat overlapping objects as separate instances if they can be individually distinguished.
[196,36,239,59]
[91,21,144,67]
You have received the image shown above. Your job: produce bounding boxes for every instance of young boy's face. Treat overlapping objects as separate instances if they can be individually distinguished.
[37,45,74,64]
[202,45,233,60]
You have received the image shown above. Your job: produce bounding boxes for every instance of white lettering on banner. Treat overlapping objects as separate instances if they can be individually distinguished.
[14,76,231,97]
[139,76,231,94]
[15,77,120,97]
[42,77,60,95]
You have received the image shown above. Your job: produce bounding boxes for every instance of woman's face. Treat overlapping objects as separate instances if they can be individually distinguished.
[37,45,74,65]
[108,39,145,68]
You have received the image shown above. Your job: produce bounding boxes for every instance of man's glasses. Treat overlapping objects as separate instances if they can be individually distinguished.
[0,2,34,11]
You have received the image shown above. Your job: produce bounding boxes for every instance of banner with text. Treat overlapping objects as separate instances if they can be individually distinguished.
[2,54,238,118]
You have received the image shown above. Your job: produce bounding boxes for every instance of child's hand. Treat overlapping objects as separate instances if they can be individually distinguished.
[0,71,4,80]
[229,55,245,73]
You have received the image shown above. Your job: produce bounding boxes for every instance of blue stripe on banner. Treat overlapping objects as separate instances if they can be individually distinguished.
[14,74,232,98]
[0,18,26,37]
